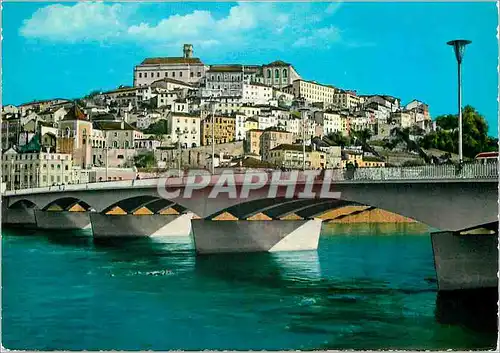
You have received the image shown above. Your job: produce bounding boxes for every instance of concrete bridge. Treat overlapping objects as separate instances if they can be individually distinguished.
[2,164,498,291]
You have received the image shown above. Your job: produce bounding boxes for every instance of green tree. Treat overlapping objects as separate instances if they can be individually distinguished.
[435,114,458,130]
[324,131,351,147]
[134,152,156,168]
[424,106,497,158]
[143,119,169,134]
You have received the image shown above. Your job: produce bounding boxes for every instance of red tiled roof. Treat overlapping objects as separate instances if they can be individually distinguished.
[141,57,203,65]
[62,105,88,121]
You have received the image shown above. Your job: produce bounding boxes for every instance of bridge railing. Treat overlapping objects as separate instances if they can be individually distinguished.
[349,162,498,181]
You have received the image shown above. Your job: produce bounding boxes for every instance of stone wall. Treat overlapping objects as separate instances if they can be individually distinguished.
[154,141,244,169]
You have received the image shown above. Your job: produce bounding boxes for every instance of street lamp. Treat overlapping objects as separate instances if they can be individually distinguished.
[298,98,309,171]
[205,97,217,174]
[447,39,472,164]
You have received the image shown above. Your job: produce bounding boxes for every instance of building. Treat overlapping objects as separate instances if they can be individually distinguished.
[57,105,93,169]
[390,110,413,128]
[167,112,201,148]
[200,115,235,146]
[241,82,273,104]
[1,115,20,150]
[245,117,259,131]
[245,129,264,155]
[205,65,244,97]
[38,106,68,125]
[283,79,337,106]
[262,61,301,89]
[318,146,342,169]
[260,129,294,160]
[134,44,207,87]
[362,95,400,113]
[314,110,345,136]
[2,148,76,189]
[92,120,139,150]
[405,100,432,130]
[267,144,326,169]
[98,87,138,108]
[334,90,361,110]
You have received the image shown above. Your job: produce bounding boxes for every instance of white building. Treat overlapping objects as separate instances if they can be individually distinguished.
[242,83,273,104]
[235,113,246,141]
[134,44,207,87]
[334,90,361,110]
[262,60,301,89]
[167,112,201,148]
[314,111,344,136]
[257,114,278,131]
[283,79,337,106]
[205,65,244,97]
[1,148,76,189]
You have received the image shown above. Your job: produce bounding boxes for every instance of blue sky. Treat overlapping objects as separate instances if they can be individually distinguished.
[3,1,498,136]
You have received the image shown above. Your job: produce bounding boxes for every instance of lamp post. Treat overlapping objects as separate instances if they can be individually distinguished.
[298,99,309,171]
[205,97,217,174]
[447,39,471,164]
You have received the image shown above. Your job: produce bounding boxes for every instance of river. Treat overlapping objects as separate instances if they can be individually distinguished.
[2,223,497,350]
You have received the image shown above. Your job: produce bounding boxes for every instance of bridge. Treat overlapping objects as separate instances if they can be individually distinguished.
[2,163,498,291]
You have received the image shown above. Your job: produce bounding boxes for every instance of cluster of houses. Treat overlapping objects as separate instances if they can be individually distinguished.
[2,44,434,190]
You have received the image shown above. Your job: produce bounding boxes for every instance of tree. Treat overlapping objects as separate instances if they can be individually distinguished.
[423,105,497,158]
[143,119,168,134]
[134,152,156,168]
[435,114,458,130]
[324,131,351,147]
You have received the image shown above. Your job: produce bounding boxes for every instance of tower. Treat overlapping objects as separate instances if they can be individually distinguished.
[183,44,193,58]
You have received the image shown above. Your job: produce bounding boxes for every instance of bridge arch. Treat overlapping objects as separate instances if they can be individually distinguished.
[100,195,190,215]
[42,197,92,212]
[8,199,38,209]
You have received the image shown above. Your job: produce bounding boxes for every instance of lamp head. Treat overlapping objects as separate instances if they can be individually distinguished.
[447,39,472,64]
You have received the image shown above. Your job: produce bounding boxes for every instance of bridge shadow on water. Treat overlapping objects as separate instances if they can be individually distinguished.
[435,288,498,334]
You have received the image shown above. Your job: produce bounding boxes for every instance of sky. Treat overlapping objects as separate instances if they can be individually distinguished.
[2,1,499,136]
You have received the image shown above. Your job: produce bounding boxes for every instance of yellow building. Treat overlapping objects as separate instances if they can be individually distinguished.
[260,128,294,160]
[245,117,259,131]
[200,115,235,146]
[341,150,363,168]
[246,129,264,155]
[267,144,326,169]
[342,150,385,168]
[360,156,385,168]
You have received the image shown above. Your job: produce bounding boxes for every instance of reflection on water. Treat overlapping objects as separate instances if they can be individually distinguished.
[1,223,497,351]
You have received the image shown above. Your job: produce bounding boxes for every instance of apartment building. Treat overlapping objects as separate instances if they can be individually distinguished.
[260,129,294,160]
[200,115,236,146]
[283,79,337,106]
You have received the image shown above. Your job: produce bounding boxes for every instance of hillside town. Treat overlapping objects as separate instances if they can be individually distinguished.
[2,44,439,190]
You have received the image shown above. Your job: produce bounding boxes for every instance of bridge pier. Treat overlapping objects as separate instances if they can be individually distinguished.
[191,219,322,255]
[2,207,37,228]
[89,213,193,239]
[34,210,91,231]
[431,226,498,292]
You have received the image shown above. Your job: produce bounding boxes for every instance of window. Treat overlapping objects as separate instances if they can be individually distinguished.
[65,165,69,170]
[275,69,279,78]
[117,155,124,159]
[139,73,142,78]
[267,69,271,78]
[124,141,129,148]
[157,72,160,77]
[57,164,61,169]
[197,72,201,77]
[172,72,176,78]
[165,72,168,77]
[51,164,54,169]
[151,72,154,78]
[179,72,183,77]
[114,132,118,137]
[283,69,287,78]
[190,72,194,78]
[113,141,118,148]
